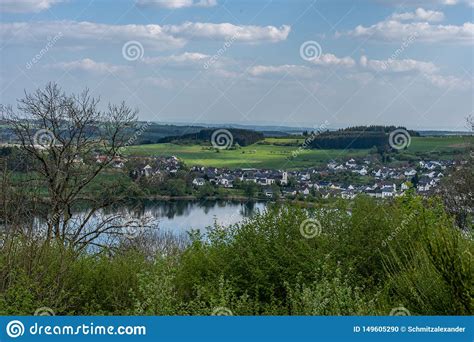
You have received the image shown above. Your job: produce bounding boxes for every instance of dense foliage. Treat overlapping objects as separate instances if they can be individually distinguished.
[1,195,472,316]
[309,126,419,150]
[157,128,265,147]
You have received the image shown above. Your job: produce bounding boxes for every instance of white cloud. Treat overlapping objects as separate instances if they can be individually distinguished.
[312,53,356,68]
[423,73,471,89]
[376,0,474,7]
[359,55,470,89]
[164,22,291,43]
[143,52,236,77]
[248,64,317,78]
[1,21,185,50]
[359,55,438,74]
[0,0,62,13]
[143,52,209,66]
[390,8,445,22]
[136,0,217,9]
[344,19,473,44]
[0,21,291,50]
[48,58,130,74]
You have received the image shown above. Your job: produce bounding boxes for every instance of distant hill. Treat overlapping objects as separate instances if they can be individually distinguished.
[309,126,420,150]
[157,128,264,147]
[1,120,471,146]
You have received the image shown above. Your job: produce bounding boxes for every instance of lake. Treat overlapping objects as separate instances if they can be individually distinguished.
[113,200,267,235]
[0,200,268,243]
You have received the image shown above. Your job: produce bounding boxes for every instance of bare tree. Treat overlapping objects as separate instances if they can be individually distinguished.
[437,116,474,231]
[467,115,473,132]
[0,83,142,249]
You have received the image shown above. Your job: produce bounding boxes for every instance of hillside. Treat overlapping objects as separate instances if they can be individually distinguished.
[157,128,265,147]
[309,126,420,150]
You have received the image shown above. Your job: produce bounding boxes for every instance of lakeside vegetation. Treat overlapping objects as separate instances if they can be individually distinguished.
[1,195,472,315]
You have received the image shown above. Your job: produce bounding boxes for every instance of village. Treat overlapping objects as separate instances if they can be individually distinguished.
[123,154,455,200]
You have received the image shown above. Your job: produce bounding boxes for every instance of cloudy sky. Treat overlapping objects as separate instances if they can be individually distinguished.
[0,0,472,130]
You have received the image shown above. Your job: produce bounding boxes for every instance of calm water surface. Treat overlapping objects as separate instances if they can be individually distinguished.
[121,200,267,235]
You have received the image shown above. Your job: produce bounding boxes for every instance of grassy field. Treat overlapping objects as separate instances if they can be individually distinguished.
[125,143,370,169]
[125,135,473,169]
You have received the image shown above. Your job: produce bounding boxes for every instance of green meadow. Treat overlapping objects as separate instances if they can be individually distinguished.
[125,135,473,169]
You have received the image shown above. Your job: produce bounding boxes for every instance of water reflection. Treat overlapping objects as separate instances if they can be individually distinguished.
[0,200,267,240]
[110,200,266,235]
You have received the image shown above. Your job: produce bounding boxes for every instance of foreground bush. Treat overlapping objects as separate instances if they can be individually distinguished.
[0,195,472,315]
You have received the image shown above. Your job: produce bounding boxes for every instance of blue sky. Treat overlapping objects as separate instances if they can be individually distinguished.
[0,0,473,130]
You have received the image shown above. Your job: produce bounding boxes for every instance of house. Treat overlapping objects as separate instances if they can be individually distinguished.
[143,164,153,177]
[264,188,274,198]
[301,188,310,195]
[354,167,368,176]
[192,178,205,186]
[73,155,84,164]
[282,188,297,196]
[341,190,356,199]
[112,160,125,168]
[345,159,357,168]
[95,155,108,164]
[401,182,411,191]
[381,186,396,198]
[417,178,432,192]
